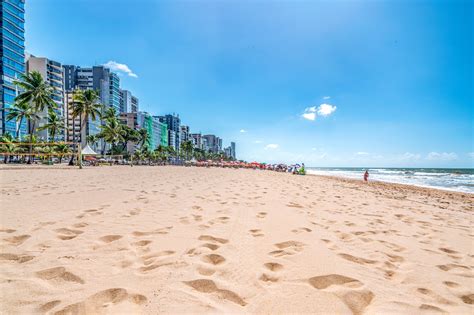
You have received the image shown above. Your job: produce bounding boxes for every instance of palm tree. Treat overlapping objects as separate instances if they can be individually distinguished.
[101,106,117,122]
[99,118,126,157]
[14,71,57,112]
[180,140,194,161]
[137,128,150,148]
[71,89,103,150]
[0,133,17,164]
[5,101,40,163]
[54,144,71,164]
[120,125,138,152]
[37,110,64,142]
[86,134,99,148]
[5,101,36,139]
[13,71,57,163]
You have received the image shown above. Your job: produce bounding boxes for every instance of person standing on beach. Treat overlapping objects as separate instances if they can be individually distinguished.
[364,170,369,182]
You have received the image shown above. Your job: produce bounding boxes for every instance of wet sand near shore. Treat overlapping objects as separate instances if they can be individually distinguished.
[0,166,473,314]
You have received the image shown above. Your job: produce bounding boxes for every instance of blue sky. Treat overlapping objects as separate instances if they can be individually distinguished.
[26,0,473,167]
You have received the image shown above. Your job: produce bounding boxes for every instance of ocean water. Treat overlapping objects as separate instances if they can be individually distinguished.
[306,167,474,193]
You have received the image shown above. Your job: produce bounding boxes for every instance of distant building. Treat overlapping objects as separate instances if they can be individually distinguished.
[119,89,139,113]
[202,134,222,153]
[230,142,236,159]
[180,125,189,143]
[190,133,202,149]
[109,72,121,113]
[157,114,180,151]
[26,55,65,141]
[119,112,166,153]
[63,65,122,150]
[1,0,26,136]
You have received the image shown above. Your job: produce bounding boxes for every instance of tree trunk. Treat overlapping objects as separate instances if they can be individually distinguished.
[28,120,36,164]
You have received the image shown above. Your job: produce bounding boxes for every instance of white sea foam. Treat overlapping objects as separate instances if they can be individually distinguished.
[306,167,474,193]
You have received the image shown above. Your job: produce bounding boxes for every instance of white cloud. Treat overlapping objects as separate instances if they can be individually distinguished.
[426,152,458,161]
[103,61,138,78]
[399,152,421,161]
[302,112,316,121]
[240,129,247,133]
[265,144,279,150]
[317,103,337,116]
[468,152,474,159]
[254,140,263,144]
[301,103,336,121]
[356,151,369,155]
[323,96,331,100]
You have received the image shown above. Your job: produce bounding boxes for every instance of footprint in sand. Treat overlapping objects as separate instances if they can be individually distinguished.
[37,300,61,312]
[54,288,147,315]
[0,228,16,234]
[291,227,312,234]
[3,234,30,246]
[260,262,284,283]
[308,274,373,315]
[338,253,378,265]
[139,250,176,273]
[263,262,284,272]
[0,253,34,263]
[36,267,84,284]
[256,212,267,219]
[201,254,226,266]
[198,235,229,244]
[287,202,303,208]
[417,287,454,305]
[269,241,305,257]
[249,229,264,237]
[308,274,363,289]
[99,235,123,243]
[184,279,246,306]
[55,228,84,241]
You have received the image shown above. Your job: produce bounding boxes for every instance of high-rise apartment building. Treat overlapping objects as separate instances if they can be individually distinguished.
[230,141,236,160]
[108,72,120,113]
[190,133,202,149]
[157,114,180,151]
[1,0,26,136]
[63,65,121,150]
[180,125,189,144]
[119,112,166,152]
[119,89,139,113]
[26,55,65,141]
[202,134,223,153]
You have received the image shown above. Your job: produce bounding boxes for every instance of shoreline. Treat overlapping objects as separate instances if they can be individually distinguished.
[307,172,474,196]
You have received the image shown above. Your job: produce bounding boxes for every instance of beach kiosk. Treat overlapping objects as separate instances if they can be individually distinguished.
[80,144,98,167]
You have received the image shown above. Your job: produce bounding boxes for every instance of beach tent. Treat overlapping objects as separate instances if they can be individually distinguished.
[81,144,98,155]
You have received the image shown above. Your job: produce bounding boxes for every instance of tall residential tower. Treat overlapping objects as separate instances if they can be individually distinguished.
[1,0,26,136]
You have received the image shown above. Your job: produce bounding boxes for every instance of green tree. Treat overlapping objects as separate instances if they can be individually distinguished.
[71,89,103,150]
[0,133,17,164]
[37,110,64,142]
[120,125,139,153]
[54,144,71,164]
[14,71,57,163]
[99,118,126,157]
[5,101,36,139]
[180,140,194,161]
[137,128,150,148]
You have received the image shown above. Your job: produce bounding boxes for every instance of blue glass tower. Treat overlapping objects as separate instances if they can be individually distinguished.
[1,0,26,137]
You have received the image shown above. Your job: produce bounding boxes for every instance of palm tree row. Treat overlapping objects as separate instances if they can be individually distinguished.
[2,70,234,165]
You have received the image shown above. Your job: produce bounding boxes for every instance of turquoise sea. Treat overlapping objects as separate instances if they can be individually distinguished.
[306,167,474,193]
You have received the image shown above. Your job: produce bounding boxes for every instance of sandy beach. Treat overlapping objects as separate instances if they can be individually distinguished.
[0,166,473,314]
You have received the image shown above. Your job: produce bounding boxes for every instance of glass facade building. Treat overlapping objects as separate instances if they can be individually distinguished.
[1,0,26,137]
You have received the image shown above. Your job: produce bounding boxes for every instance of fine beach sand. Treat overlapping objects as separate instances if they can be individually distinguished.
[0,166,473,314]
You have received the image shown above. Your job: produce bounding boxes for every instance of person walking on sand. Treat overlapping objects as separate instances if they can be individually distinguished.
[364,170,369,182]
